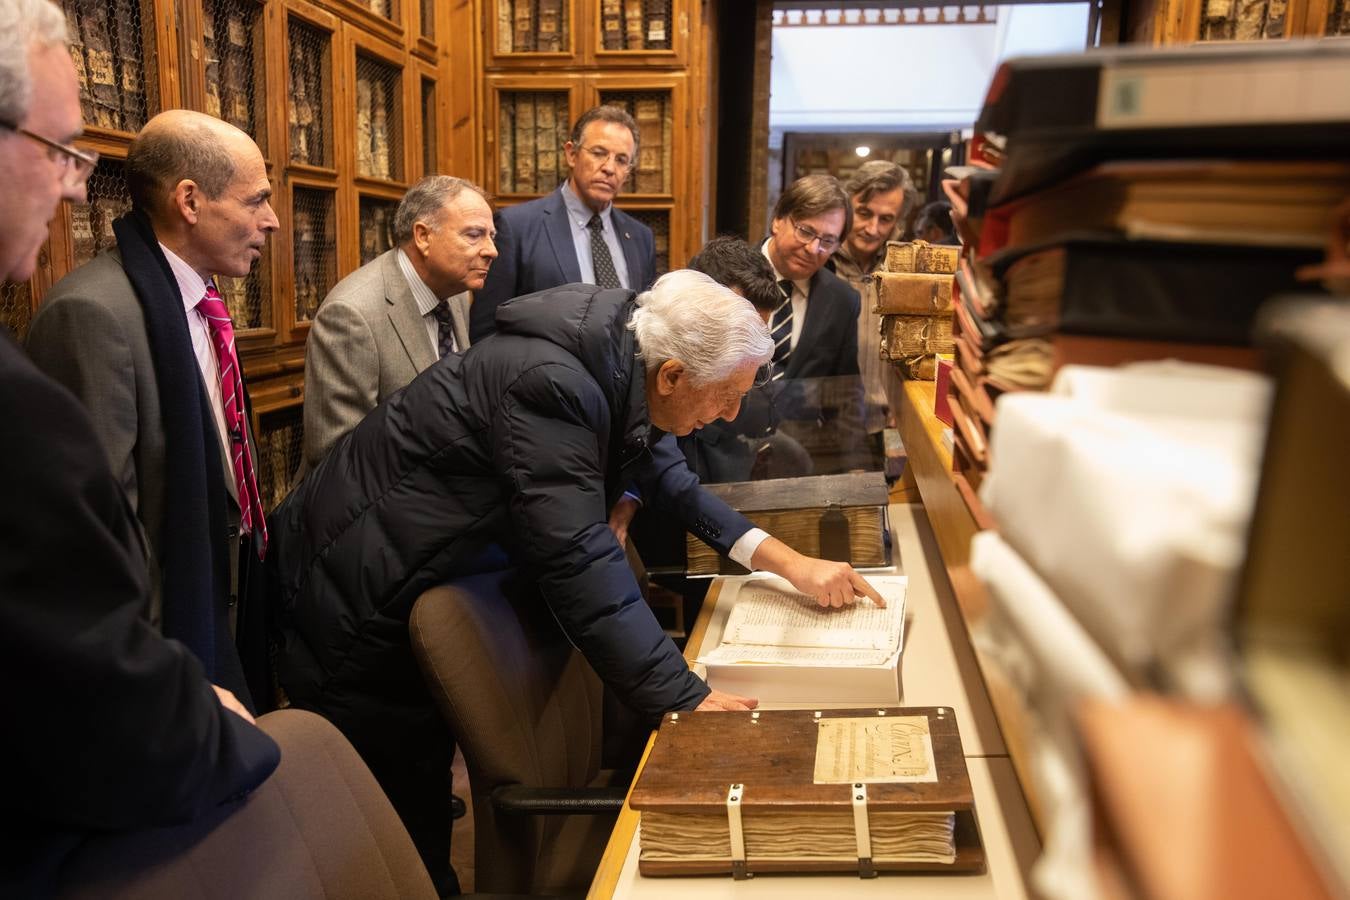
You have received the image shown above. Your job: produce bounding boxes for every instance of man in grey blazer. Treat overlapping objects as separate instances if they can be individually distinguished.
[302,175,494,470]
[26,109,279,711]
[471,104,657,342]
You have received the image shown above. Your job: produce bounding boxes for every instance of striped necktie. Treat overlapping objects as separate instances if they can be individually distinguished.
[197,284,268,557]
[770,278,794,373]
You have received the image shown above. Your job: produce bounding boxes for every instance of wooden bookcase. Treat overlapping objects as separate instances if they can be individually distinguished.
[2,0,472,512]
[482,0,708,275]
[1124,0,1350,43]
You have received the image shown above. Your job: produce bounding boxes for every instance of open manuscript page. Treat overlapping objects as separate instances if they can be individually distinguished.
[697,574,907,667]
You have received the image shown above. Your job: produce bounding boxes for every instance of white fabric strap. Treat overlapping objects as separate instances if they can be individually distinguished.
[726,783,749,879]
[852,782,877,878]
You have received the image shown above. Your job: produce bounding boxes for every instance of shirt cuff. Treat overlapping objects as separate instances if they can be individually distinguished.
[728,528,770,571]
[621,490,643,507]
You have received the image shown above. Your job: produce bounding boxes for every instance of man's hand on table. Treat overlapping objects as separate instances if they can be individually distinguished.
[749,537,887,609]
[695,688,759,712]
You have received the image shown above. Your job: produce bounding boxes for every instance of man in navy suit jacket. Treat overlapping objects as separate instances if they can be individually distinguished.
[471,105,657,342]
[761,173,861,380]
[758,174,872,473]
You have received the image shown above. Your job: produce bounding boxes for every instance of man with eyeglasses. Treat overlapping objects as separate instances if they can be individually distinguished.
[471,104,657,343]
[301,175,496,474]
[0,1,283,892]
[762,173,862,382]
[26,108,280,717]
[756,174,874,474]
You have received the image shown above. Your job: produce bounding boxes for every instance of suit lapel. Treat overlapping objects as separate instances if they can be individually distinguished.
[543,191,584,285]
[612,208,645,291]
[787,273,826,378]
[381,249,436,373]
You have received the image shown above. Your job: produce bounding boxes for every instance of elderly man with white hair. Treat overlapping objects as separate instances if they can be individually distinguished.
[272,271,885,865]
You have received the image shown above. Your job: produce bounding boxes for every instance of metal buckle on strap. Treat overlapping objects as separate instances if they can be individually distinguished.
[853,782,877,878]
[727,783,751,880]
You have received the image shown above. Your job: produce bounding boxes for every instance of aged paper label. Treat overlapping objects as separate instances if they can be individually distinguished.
[813,715,938,784]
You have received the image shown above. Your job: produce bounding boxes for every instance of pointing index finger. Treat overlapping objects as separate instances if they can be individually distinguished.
[851,571,887,608]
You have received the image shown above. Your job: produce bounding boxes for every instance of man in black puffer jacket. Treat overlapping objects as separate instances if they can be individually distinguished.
[271,270,885,885]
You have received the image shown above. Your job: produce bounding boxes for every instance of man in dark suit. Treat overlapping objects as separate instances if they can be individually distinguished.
[471,104,656,342]
[26,108,280,711]
[0,3,279,892]
[761,174,872,473]
[763,173,861,380]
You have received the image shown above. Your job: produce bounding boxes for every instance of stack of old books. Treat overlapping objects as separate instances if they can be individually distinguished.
[630,707,982,877]
[874,239,962,380]
[944,40,1350,497]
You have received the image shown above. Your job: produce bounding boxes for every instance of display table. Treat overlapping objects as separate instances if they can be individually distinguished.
[586,503,1039,898]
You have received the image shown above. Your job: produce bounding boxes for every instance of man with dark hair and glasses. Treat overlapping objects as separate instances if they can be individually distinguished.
[763,173,862,382]
[471,104,657,342]
[756,174,873,474]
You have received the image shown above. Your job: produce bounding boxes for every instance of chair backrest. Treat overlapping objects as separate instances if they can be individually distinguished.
[56,709,438,899]
[410,570,607,894]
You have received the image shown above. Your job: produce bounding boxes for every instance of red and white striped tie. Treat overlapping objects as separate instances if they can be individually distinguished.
[197,283,268,557]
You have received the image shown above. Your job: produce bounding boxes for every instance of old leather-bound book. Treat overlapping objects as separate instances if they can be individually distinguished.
[631,707,983,877]
[601,0,624,49]
[873,271,954,315]
[884,239,960,275]
[537,0,563,52]
[685,472,889,576]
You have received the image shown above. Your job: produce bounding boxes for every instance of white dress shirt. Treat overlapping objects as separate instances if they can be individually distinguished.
[397,248,456,357]
[161,243,237,495]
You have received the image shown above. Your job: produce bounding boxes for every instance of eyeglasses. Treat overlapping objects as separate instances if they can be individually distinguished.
[788,219,840,253]
[579,144,633,172]
[0,119,98,188]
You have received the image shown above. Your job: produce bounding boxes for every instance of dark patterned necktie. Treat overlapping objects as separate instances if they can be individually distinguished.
[770,278,794,370]
[197,284,267,556]
[587,213,621,289]
[431,300,456,358]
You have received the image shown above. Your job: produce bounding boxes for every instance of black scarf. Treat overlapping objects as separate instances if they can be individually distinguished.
[112,211,249,704]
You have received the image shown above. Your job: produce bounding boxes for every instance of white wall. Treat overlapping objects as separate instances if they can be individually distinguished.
[769,4,1093,132]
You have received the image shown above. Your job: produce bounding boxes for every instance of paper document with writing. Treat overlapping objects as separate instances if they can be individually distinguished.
[814,715,938,784]
[698,575,907,666]
[698,574,909,705]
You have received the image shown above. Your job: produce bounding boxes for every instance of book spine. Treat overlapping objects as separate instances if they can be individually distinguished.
[371,77,390,180]
[537,0,562,51]
[643,0,669,49]
[497,0,514,52]
[498,96,515,192]
[112,0,144,132]
[513,93,537,194]
[624,0,644,49]
[70,202,95,268]
[79,0,120,130]
[601,0,623,50]
[513,0,535,52]
[535,92,558,190]
[634,97,663,193]
[355,77,373,177]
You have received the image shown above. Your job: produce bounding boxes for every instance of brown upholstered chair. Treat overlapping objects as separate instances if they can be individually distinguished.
[409,570,630,897]
[56,709,438,899]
